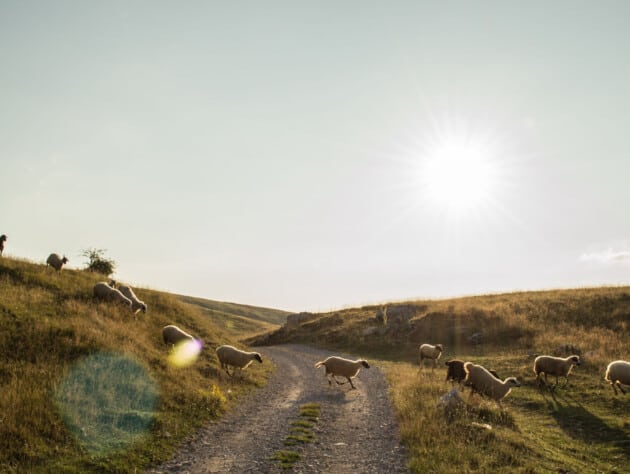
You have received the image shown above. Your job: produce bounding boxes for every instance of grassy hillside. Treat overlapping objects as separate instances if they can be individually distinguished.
[252,287,630,473]
[178,294,288,333]
[0,257,275,473]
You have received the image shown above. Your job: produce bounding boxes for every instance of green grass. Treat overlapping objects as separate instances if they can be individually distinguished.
[0,257,275,473]
[272,450,301,469]
[274,403,321,467]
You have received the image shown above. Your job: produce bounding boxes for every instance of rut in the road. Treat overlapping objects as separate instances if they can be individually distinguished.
[147,344,408,474]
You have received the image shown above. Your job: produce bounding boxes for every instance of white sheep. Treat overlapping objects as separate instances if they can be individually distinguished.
[419,343,443,370]
[0,234,6,256]
[216,345,263,377]
[533,354,581,388]
[46,253,69,272]
[93,281,132,308]
[605,360,630,395]
[162,324,195,349]
[464,362,521,410]
[314,356,370,389]
[117,284,147,314]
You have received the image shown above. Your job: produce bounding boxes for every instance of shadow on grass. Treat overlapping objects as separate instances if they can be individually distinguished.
[544,390,630,461]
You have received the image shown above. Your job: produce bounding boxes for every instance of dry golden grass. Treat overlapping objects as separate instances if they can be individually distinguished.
[258,286,630,473]
[0,257,277,473]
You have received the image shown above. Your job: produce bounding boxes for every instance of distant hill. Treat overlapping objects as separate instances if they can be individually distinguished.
[178,294,289,331]
[249,287,630,359]
[0,257,276,473]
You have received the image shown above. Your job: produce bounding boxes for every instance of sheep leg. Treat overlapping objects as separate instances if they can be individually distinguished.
[615,382,626,395]
[348,377,356,389]
[332,375,347,385]
[225,365,234,377]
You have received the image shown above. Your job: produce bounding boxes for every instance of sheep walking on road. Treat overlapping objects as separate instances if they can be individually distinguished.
[605,360,630,395]
[46,253,68,272]
[533,355,581,389]
[419,343,443,370]
[314,356,370,389]
[117,284,147,314]
[93,281,132,308]
[464,362,520,410]
[216,345,263,377]
[0,234,6,256]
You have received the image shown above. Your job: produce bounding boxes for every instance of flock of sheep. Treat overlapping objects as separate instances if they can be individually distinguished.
[418,343,629,409]
[0,241,268,377]
[2,239,627,400]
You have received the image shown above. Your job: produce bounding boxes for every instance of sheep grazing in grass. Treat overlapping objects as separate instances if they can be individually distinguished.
[314,356,370,389]
[93,281,132,309]
[464,362,521,410]
[162,324,195,348]
[0,234,6,256]
[605,360,630,395]
[117,284,147,314]
[533,354,581,388]
[446,359,500,389]
[216,345,263,377]
[419,343,443,370]
[46,253,69,272]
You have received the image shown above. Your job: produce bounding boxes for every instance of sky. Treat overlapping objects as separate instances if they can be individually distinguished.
[1,1,630,312]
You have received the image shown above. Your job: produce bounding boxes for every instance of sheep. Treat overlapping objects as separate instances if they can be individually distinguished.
[117,284,147,314]
[314,356,370,389]
[419,343,443,370]
[446,359,501,389]
[93,281,132,308]
[605,360,630,395]
[46,253,69,272]
[0,234,6,256]
[464,362,521,410]
[445,359,467,385]
[533,354,581,388]
[216,345,263,377]
[162,324,195,349]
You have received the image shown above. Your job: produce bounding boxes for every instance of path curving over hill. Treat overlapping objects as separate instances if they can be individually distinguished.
[147,344,408,473]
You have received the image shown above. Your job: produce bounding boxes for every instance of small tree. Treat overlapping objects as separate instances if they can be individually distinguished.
[82,248,116,276]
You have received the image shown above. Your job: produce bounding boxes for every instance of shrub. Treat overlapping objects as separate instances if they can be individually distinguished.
[82,248,116,276]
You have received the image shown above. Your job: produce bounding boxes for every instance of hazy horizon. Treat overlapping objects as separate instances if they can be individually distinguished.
[2,1,630,312]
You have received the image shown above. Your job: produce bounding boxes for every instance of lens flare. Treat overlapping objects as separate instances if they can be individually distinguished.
[54,353,158,455]
[168,338,203,368]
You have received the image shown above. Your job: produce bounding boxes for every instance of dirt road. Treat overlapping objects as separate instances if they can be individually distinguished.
[147,344,408,473]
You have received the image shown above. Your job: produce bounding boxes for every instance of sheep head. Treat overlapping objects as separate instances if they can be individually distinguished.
[254,353,263,363]
[361,360,370,369]
[504,377,521,387]
[569,355,581,366]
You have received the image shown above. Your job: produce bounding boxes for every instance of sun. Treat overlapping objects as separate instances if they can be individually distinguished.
[418,132,498,214]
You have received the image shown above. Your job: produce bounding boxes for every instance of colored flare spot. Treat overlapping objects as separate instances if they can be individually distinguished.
[54,353,158,455]
[168,339,203,368]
